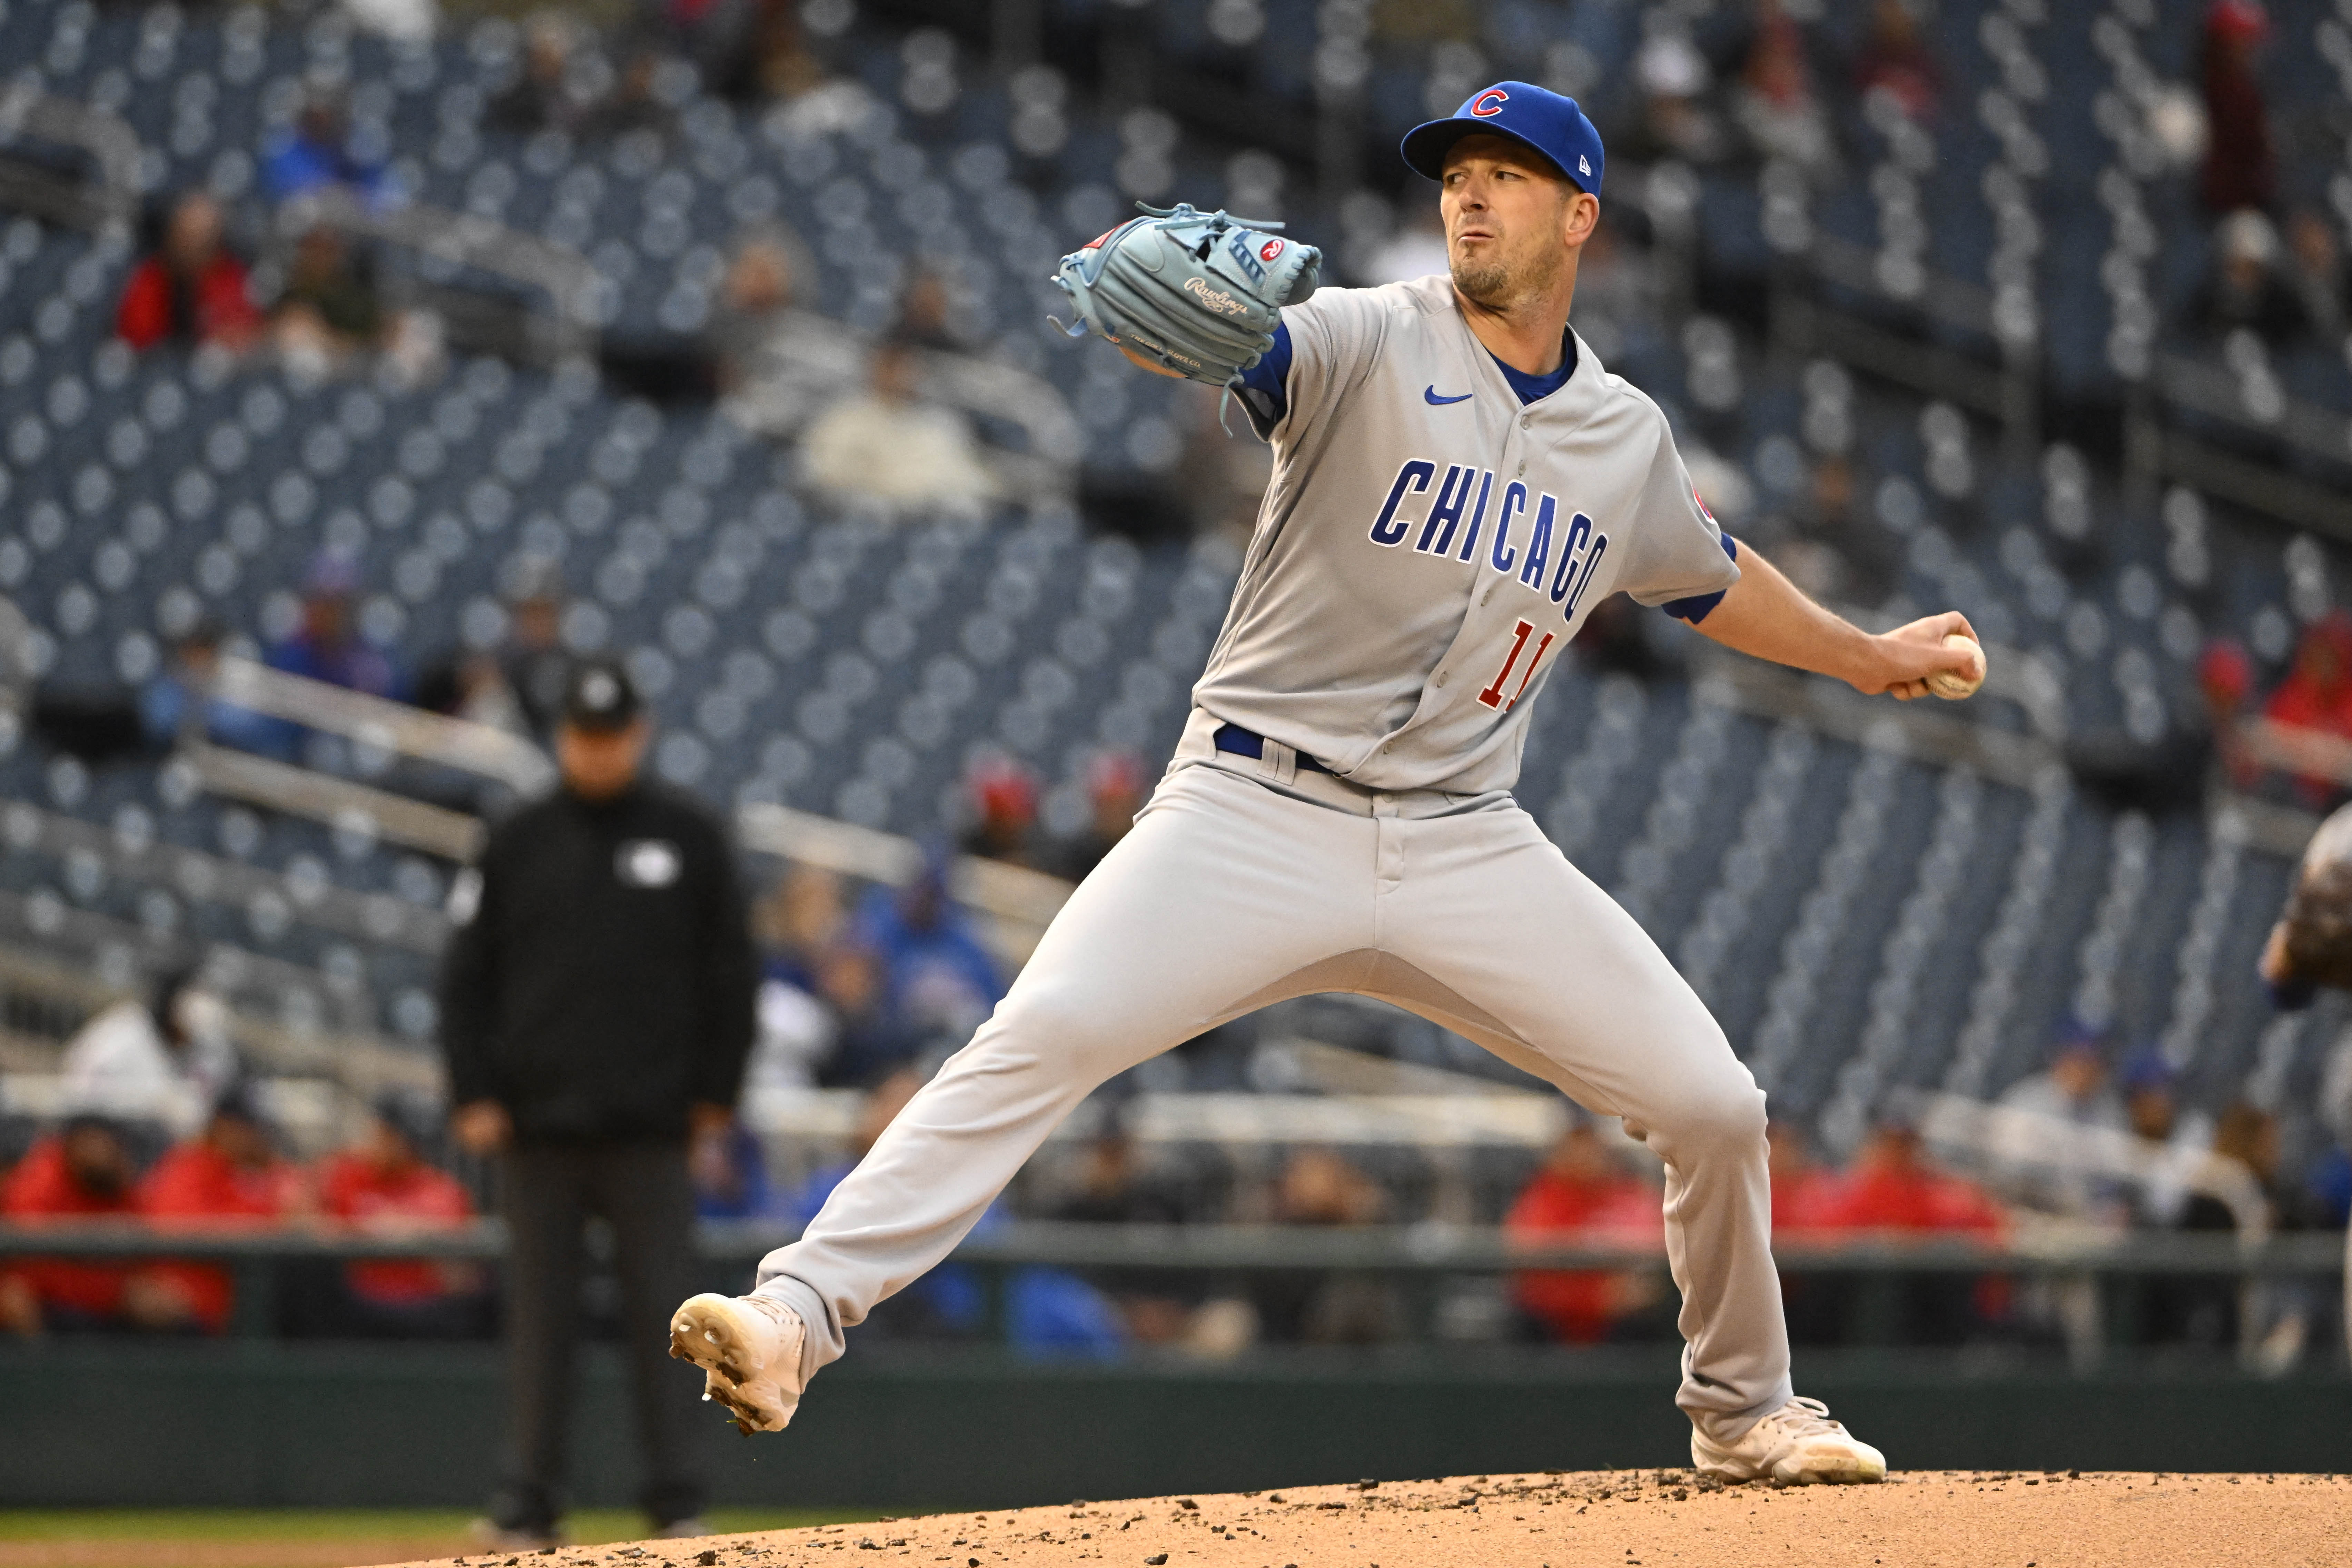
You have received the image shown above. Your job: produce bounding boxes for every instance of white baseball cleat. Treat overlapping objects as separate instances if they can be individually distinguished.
[668,1291,808,1435]
[1690,1396,1887,1485]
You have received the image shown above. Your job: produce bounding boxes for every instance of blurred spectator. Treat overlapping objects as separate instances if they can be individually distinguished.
[810,941,925,1089]
[2262,612,2352,802]
[58,969,239,1138]
[1278,1148,1386,1226]
[799,338,999,513]
[1851,0,1941,122]
[754,863,848,989]
[135,1085,305,1335]
[1045,753,1149,882]
[709,0,831,104]
[1728,0,1836,175]
[498,558,574,739]
[710,229,863,437]
[744,879,847,1083]
[0,1115,141,1337]
[273,226,388,375]
[2198,0,2274,219]
[1768,1120,1848,1234]
[311,1093,484,1338]
[1505,1121,1665,1346]
[267,551,399,700]
[2119,1050,2215,1231]
[263,93,389,207]
[2198,636,2259,788]
[2155,1100,2300,1355]
[1828,1121,2007,1345]
[139,619,298,760]
[438,656,755,1543]
[853,851,1005,1054]
[1257,1147,1400,1345]
[743,866,853,1092]
[487,14,583,135]
[962,757,1039,868]
[1020,1120,1188,1356]
[1835,1122,2005,1239]
[1622,31,1729,167]
[580,50,673,140]
[115,192,263,354]
[1992,1029,2127,1215]
[895,269,966,354]
[2188,210,2310,346]
[2284,209,2351,344]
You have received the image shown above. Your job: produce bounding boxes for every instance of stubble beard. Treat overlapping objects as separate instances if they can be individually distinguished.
[1449,234,1561,316]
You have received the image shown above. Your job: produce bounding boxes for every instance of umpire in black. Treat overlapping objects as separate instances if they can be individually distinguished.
[440,657,757,1546]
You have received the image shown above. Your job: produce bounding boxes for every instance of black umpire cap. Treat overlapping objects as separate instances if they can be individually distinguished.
[561,657,641,733]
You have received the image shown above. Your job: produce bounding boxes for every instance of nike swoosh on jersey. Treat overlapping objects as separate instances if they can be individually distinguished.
[1423,386,1474,405]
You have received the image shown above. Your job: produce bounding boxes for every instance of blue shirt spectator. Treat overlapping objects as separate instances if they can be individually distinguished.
[141,625,298,761]
[265,552,400,700]
[263,98,391,207]
[852,850,1004,1049]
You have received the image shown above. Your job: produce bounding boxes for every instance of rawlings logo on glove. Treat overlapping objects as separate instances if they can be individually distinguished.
[1049,202,1322,388]
[1183,276,1250,316]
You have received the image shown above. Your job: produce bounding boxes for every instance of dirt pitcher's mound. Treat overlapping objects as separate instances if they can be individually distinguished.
[374,1471,2352,1568]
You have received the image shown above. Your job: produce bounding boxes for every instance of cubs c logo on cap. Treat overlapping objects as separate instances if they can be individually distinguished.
[1470,88,1509,117]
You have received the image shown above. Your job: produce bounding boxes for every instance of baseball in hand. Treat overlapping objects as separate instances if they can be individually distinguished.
[1926,633,1986,700]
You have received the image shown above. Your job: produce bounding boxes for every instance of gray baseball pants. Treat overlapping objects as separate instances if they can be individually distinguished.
[754,733,1794,1440]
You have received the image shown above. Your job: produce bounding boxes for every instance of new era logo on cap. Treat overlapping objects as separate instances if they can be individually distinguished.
[1579,155,1591,176]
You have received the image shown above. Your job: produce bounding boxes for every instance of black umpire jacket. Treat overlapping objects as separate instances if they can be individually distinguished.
[438,780,757,1143]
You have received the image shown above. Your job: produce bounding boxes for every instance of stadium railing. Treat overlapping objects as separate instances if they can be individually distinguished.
[3,1218,2339,1352]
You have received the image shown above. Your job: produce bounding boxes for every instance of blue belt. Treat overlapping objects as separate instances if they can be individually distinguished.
[1213,723,1333,775]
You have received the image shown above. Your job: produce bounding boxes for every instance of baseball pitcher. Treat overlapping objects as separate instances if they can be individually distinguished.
[670,82,1985,1485]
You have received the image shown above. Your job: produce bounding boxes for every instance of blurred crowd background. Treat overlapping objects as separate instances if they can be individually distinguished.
[5,0,2352,1377]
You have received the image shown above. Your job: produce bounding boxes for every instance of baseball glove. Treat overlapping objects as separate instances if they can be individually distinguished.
[1049,203,1322,387]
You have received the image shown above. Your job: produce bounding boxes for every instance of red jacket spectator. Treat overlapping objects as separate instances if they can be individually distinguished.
[1506,1125,1664,1344]
[316,1140,475,1308]
[1852,0,1941,121]
[2199,0,2274,217]
[2264,614,2352,802]
[115,192,263,352]
[136,1101,303,1333]
[0,1120,140,1328]
[1767,1122,1850,1239]
[1828,1127,2005,1239]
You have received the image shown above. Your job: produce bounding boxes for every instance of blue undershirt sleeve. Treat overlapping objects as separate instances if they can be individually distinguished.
[1230,321,1293,438]
[1660,534,1740,624]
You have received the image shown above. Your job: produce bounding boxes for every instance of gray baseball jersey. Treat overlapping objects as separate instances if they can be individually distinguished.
[1200,274,1739,794]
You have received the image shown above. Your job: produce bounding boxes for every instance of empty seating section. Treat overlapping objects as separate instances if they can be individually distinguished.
[2,0,2348,1164]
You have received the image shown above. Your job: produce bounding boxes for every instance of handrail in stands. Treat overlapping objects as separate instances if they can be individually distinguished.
[0,1216,2334,1277]
[209,657,555,794]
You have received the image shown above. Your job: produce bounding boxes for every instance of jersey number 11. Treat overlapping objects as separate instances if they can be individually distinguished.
[1476,619,1553,712]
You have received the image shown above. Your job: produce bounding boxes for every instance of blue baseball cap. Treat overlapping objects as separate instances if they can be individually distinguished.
[1401,81,1604,196]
